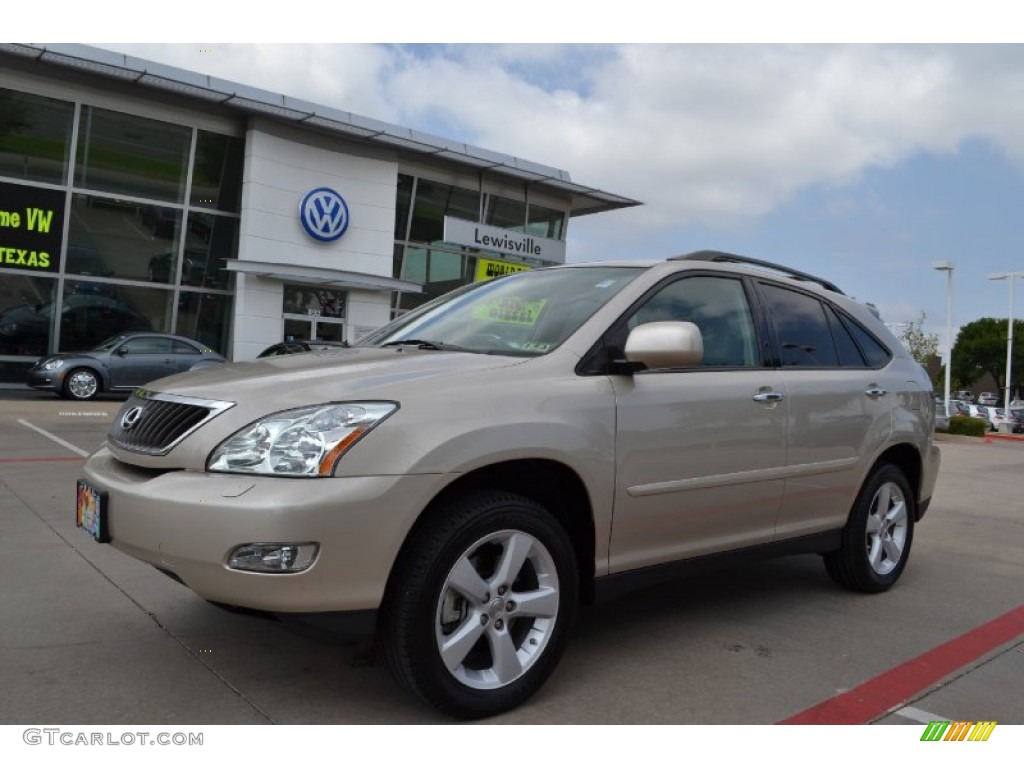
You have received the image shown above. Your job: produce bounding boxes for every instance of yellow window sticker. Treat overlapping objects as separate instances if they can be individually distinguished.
[471,297,547,326]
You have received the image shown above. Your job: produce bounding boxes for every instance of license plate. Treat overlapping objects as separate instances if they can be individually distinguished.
[76,480,110,543]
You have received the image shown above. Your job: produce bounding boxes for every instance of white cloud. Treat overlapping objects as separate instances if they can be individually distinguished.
[103,43,1024,248]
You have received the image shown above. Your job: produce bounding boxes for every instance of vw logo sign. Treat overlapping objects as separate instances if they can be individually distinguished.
[299,187,350,242]
[120,405,145,431]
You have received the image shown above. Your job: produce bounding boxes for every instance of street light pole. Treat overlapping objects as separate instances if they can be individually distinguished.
[988,271,1023,412]
[933,261,955,416]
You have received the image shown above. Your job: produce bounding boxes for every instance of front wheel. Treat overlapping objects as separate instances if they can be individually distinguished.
[380,491,578,719]
[824,463,915,593]
[63,368,100,400]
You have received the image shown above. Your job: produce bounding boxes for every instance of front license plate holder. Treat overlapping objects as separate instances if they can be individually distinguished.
[76,479,110,543]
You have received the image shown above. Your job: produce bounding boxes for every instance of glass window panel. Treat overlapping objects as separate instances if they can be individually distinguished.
[0,88,74,185]
[175,291,231,354]
[400,246,427,283]
[0,272,58,356]
[120,336,172,354]
[428,251,464,283]
[191,131,243,212]
[526,203,565,240]
[394,174,413,240]
[0,180,65,275]
[825,304,866,367]
[66,194,182,283]
[408,179,480,244]
[283,285,346,319]
[181,213,238,289]
[59,281,172,352]
[75,106,190,203]
[486,194,526,230]
[843,314,893,368]
[760,283,839,368]
[171,339,201,355]
[626,276,759,368]
[396,248,465,314]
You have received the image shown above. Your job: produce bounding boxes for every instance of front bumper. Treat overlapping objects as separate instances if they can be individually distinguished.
[83,447,453,613]
[27,368,64,391]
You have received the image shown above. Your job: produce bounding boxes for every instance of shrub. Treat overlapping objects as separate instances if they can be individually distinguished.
[948,415,988,437]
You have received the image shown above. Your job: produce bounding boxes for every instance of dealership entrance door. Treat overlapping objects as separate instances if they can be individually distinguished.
[282,314,345,342]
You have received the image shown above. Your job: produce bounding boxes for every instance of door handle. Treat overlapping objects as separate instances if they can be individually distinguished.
[752,391,785,403]
[865,387,888,398]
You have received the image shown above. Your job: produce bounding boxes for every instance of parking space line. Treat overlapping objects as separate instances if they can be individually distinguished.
[778,604,1024,724]
[895,706,949,724]
[16,419,90,458]
[0,457,84,463]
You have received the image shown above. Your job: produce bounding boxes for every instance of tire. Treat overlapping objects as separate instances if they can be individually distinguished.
[824,463,915,593]
[380,490,578,719]
[63,368,100,401]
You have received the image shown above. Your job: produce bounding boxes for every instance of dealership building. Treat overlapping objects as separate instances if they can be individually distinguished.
[0,43,638,382]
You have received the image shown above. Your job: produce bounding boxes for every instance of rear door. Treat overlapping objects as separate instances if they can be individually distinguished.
[756,282,896,539]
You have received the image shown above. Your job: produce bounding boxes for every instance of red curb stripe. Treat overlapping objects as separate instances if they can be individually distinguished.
[0,457,84,463]
[779,603,1024,724]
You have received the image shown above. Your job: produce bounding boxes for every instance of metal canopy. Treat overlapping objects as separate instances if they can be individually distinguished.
[1,43,642,217]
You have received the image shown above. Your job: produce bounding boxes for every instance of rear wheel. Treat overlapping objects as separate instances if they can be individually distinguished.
[63,368,100,400]
[824,463,915,593]
[381,491,578,719]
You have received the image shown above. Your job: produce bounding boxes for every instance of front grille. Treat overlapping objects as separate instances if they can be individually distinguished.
[108,390,234,455]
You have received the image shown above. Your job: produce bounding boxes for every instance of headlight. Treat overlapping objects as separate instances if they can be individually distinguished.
[42,359,65,371]
[207,402,397,477]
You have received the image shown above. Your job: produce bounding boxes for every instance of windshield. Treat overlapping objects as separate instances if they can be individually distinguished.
[359,266,643,356]
[91,335,128,351]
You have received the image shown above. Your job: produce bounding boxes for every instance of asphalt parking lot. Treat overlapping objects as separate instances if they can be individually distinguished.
[0,387,1021,726]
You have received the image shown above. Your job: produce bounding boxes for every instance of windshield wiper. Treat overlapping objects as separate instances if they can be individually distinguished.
[381,339,458,351]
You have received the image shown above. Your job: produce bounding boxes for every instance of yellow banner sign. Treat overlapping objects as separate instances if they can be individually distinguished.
[474,258,532,282]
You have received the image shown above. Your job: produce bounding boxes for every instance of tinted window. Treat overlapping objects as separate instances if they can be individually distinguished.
[120,337,171,354]
[0,88,74,185]
[75,106,190,203]
[171,340,200,355]
[842,315,892,368]
[761,284,838,367]
[627,276,759,367]
[824,304,866,367]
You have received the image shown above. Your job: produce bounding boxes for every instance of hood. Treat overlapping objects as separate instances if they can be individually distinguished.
[143,346,529,407]
[35,350,104,364]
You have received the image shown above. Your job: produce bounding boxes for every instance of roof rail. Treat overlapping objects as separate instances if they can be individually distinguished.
[668,250,845,295]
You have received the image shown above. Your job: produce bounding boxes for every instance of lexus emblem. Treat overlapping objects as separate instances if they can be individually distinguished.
[299,187,349,242]
[120,405,145,430]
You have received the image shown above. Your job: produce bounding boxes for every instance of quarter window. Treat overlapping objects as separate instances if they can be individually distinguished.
[824,304,866,367]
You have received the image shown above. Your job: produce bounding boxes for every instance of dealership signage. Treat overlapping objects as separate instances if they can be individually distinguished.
[444,217,566,264]
[474,257,532,282]
[0,181,65,273]
[299,187,350,242]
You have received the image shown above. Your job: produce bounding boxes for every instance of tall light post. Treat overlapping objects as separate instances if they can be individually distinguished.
[987,270,1023,412]
[932,261,955,416]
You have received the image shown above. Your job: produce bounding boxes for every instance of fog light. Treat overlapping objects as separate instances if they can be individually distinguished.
[227,543,319,573]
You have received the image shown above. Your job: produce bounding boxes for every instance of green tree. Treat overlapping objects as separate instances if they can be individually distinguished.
[951,317,1024,395]
[898,311,940,366]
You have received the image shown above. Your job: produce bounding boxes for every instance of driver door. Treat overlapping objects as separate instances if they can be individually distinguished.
[609,274,789,572]
[108,336,176,388]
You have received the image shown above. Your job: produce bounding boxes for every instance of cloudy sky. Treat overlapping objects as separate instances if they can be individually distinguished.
[32,6,1019,350]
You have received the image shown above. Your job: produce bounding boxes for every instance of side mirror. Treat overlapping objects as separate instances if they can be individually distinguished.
[624,321,704,370]
[115,346,129,356]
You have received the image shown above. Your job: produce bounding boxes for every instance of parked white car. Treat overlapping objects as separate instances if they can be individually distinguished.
[977,392,999,406]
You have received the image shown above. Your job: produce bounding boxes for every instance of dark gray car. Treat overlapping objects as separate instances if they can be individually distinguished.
[27,332,226,400]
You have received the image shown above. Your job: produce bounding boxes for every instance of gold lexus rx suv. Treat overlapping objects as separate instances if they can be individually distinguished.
[79,251,941,719]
